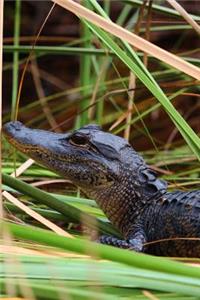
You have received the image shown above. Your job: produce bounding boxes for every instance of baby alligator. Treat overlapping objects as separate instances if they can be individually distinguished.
[3,121,200,257]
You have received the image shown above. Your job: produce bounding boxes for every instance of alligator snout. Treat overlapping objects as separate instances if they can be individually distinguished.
[3,121,69,153]
[3,121,24,137]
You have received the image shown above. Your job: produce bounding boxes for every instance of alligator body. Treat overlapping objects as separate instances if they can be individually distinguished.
[3,121,200,257]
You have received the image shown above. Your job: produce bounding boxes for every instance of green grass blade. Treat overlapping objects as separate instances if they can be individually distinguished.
[79,0,94,126]
[1,253,200,297]
[83,21,200,159]
[3,222,200,285]
[11,0,21,120]
[125,0,200,21]
[2,173,119,236]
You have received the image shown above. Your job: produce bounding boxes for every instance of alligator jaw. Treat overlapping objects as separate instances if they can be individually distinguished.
[3,121,115,191]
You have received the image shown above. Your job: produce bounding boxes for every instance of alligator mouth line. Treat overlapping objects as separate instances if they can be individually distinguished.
[6,139,68,161]
[4,133,65,160]
[4,134,40,154]
[5,135,105,167]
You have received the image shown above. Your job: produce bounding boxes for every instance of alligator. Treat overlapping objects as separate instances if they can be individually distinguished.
[3,121,200,257]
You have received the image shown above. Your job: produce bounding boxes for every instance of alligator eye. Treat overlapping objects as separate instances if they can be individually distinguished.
[69,134,89,147]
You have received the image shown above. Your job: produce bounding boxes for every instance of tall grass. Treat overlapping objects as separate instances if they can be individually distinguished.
[11,0,21,120]
[2,0,200,299]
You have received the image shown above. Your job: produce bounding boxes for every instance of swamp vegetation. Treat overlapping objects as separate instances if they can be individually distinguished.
[1,0,200,299]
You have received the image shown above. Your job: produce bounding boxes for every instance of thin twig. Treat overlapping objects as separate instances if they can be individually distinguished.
[15,3,56,121]
[30,59,62,132]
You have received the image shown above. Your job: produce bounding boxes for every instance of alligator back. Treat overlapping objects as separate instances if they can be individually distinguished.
[145,190,200,257]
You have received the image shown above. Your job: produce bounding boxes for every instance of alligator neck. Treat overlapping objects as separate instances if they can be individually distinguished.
[87,175,138,235]
[85,164,167,237]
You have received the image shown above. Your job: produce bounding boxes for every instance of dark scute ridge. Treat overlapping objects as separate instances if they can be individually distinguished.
[80,124,102,131]
[165,190,200,208]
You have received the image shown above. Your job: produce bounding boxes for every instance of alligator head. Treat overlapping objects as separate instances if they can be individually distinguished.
[3,121,167,232]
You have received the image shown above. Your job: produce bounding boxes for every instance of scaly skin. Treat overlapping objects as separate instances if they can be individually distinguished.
[3,121,200,257]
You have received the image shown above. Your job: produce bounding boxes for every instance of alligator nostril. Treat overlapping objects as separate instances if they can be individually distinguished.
[11,121,23,131]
